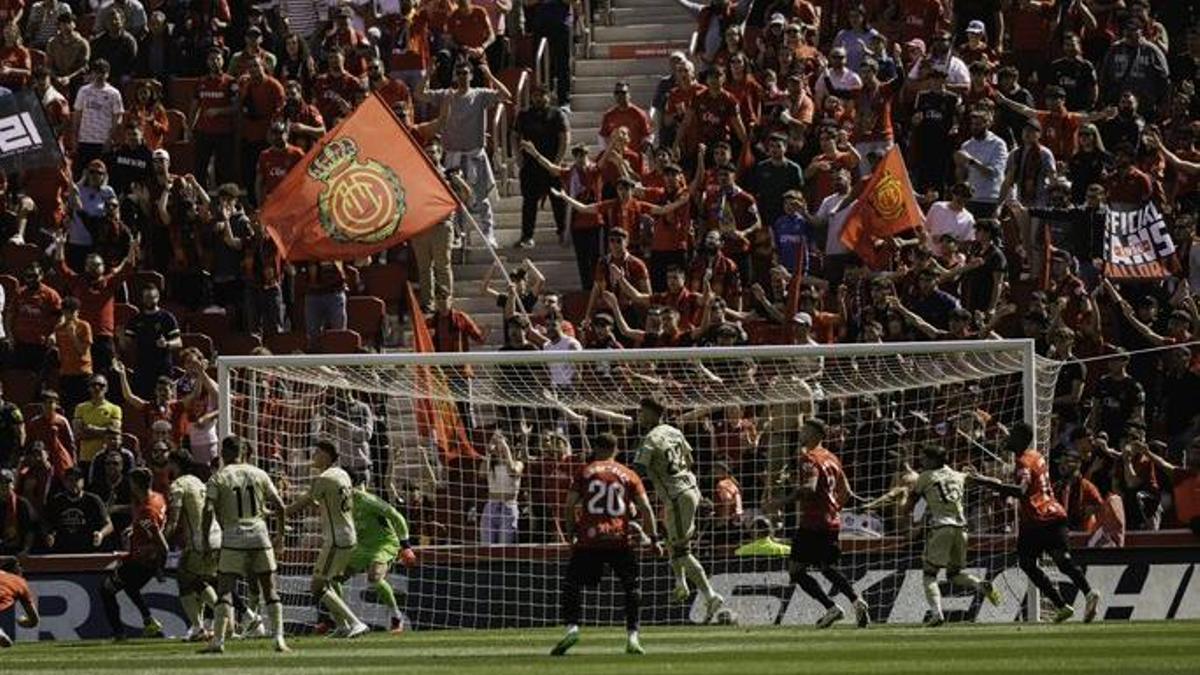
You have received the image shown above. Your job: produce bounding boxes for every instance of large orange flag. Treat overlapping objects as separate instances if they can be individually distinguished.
[406,283,477,461]
[839,146,925,269]
[260,92,458,262]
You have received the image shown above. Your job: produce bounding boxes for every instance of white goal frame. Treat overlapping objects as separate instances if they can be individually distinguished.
[216,339,1045,626]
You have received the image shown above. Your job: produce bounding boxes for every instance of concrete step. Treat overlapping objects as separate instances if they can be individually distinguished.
[591,40,690,60]
[572,74,659,95]
[570,92,629,113]
[610,7,690,24]
[594,23,695,44]
[563,108,602,127]
[575,58,672,78]
[612,0,683,10]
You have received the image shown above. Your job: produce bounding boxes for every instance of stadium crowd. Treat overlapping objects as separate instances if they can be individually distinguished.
[0,0,1197,563]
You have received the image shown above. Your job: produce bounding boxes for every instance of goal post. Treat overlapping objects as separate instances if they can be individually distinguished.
[216,339,1058,629]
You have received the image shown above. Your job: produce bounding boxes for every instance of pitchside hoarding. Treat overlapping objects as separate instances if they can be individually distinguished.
[4,546,1198,641]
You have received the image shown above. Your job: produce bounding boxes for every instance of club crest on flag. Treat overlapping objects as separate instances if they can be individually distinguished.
[867,170,906,221]
[308,137,407,244]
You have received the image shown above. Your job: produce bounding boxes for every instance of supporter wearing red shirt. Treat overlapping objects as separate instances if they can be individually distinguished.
[663,62,705,159]
[367,59,412,116]
[1059,448,1104,533]
[688,230,742,310]
[275,79,325,151]
[600,81,652,152]
[236,58,286,196]
[805,130,859,206]
[255,122,305,205]
[826,56,901,158]
[594,127,645,196]
[313,49,366,125]
[726,54,764,126]
[0,21,31,90]
[446,0,494,54]
[24,392,77,488]
[384,0,432,88]
[322,6,372,75]
[639,164,694,290]
[114,361,186,452]
[1007,0,1059,77]
[54,238,135,375]
[585,226,650,316]
[192,49,239,186]
[5,263,61,372]
[526,433,584,543]
[1107,144,1154,208]
[685,68,747,161]
[618,265,703,330]
[700,163,760,267]
[892,0,947,44]
[996,85,1117,161]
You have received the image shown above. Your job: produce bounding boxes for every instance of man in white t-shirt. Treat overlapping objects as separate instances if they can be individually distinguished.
[813,169,856,285]
[72,59,124,174]
[814,46,861,106]
[924,182,976,256]
[541,317,581,392]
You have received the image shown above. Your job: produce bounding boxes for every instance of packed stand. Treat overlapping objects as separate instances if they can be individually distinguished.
[0,0,1196,562]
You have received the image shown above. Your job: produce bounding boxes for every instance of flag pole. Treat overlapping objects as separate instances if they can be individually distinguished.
[457,207,531,319]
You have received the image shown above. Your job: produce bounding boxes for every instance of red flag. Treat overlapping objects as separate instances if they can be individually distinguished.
[407,283,477,461]
[839,147,925,269]
[260,92,458,262]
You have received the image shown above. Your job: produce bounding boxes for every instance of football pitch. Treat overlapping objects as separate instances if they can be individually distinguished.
[6,621,1199,674]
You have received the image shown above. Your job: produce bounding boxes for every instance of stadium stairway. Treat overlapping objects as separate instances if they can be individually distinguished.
[447,0,690,347]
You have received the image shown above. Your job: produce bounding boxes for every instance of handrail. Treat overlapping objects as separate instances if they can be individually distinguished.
[534,35,550,91]
[689,28,699,57]
[490,101,511,196]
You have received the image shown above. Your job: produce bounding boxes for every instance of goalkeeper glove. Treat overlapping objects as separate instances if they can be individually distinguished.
[399,541,418,568]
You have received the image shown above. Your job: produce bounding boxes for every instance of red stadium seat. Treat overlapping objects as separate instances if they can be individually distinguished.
[219,332,263,356]
[313,328,362,354]
[181,332,214,360]
[346,296,386,350]
[1,370,38,405]
[167,77,200,112]
[114,302,139,331]
[264,331,308,355]
[165,109,189,143]
[1,242,42,275]
[360,263,408,314]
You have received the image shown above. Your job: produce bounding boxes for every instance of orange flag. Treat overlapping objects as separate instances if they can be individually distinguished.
[260,92,458,262]
[839,146,925,269]
[407,283,477,461]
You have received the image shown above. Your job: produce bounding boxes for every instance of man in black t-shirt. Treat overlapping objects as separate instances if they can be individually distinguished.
[43,466,113,553]
[911,67,961,195]
[1091,350,1146,448]
[1045,34,1098,113]
[960,219,1006,315]
[103,123,154,195]
[121,285,182,399]
[515,84,570,248]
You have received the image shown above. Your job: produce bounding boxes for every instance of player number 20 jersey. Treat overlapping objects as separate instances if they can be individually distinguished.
[915,466,968,528]
[309,466,357,548]
[207,463,282,550]
[572,460,646,549]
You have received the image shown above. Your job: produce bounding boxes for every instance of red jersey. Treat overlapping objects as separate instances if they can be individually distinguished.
[571,459,646,550]
[796,446,845,531]
[237,75,286,142]
[129,491,167,564]
[384,12,432,72]
[1036,110,1083,161]
[1015,449,1068,525]
[257,144,305,196]
[58,262,129,338]
[313,71,365,123]
[852,81,897,143]
[559,164,603,231]
[0,570,32,612]
[194,73,238,135]
[599,105,652,150]
[690,89,741,145]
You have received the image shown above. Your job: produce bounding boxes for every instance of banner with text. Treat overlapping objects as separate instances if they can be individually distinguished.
[1104,203,1177,280]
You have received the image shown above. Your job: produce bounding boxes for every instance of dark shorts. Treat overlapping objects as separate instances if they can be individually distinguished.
[789,528,841,567]
[566,547,639,588]
[1017,520,1070,558]
[114,559,157,591]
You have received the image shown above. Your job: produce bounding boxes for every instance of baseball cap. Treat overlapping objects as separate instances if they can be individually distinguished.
[246,25,262,37]
[0,468,12,483]
[592,312,614,326]
[1023,118,1042,132]
[966,20,986,34]
[716,322,741,337]
[905,38,926,53]
[613,81,630,93]
[152,148,170,162]
[769,13,786,25]
[791,312,813,326]
[87,158,107,172]
[89,373,108,386]
[1045,85,1067,99]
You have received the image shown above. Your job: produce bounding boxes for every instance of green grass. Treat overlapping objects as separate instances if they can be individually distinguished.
[6,622,1200,674]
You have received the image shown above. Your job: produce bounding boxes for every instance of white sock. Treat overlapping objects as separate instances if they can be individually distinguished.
[628,629,639,640]
[923,575,943,616]
[268,601,284,640]
[180,593,200,630]
[211,603,231,646]
[566,624,579,635]
[681,555,715,600]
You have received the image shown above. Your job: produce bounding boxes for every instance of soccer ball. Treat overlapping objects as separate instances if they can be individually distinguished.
[713,607,738,625]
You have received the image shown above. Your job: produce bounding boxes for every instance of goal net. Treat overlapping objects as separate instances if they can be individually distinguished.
[217,340,1060,630]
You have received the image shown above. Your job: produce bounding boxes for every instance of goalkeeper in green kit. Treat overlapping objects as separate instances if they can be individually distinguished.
[341,485,418,634]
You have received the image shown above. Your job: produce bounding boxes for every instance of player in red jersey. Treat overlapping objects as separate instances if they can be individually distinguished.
[770,418,870,629]
[551,433,663,657]
[0,559,39,648]
[970,422,1101,623]
[99,468,170,640]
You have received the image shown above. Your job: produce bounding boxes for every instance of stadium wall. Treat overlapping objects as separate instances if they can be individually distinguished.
[5,535,1199,640]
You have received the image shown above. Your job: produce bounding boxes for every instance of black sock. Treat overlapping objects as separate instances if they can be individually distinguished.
[1020,556,1066,608]
[100,586,122,636]
[793,571,834,610]
[127,587,151,623]
[561,580,582,627]
[821,566,859,603]
[1052,552,1092,595]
